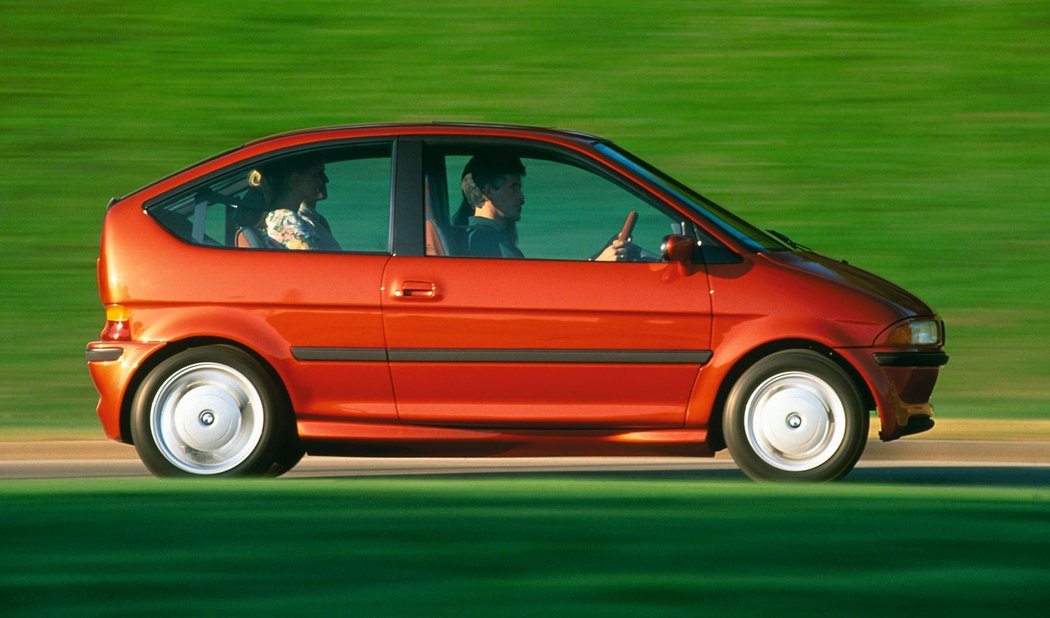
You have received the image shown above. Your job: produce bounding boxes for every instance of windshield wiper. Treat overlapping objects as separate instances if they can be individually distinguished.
[766,229,811,252]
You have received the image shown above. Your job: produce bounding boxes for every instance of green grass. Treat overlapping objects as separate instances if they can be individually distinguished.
[2,1,1049,432]
[1,478,1048,616]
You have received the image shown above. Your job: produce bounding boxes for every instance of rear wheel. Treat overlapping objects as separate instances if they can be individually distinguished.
[131,345,299,477]
[724,350,868,481]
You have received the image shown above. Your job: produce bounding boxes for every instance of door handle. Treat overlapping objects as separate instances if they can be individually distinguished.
[394,280,439,300]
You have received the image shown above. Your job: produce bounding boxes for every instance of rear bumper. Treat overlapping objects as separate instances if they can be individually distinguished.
[836,347,948,442]
[85,341,166,442]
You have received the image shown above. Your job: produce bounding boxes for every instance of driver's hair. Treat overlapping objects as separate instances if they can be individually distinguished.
[453,153,526,228]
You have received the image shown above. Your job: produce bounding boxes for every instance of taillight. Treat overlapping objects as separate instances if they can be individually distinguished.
[101,304,131,341]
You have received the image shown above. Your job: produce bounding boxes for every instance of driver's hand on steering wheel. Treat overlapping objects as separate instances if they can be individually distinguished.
[594,239,627,262]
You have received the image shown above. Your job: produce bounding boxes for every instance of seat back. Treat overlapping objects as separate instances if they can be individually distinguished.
[424,173,459,256]
[425,219,446,256]
[236,227,269,248]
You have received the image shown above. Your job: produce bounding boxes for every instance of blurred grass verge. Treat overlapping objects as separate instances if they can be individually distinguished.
[1,1,1047,434]
[1,478,1049,617]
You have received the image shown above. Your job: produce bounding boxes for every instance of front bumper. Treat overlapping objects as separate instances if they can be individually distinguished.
[836,347,949,442]
[873,351,950,368]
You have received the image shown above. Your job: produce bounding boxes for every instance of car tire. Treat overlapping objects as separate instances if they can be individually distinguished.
[131,345,298,477]
[723,350,868,481]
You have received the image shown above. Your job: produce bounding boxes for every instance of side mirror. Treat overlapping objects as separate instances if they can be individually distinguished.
[660,234,695,264]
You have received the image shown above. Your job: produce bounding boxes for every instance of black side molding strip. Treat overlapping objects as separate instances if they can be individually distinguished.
[85,347,124,362]
[388,349,712,364]
[292,347,388,362]
[292,347,713,365]
[873,352,949,367]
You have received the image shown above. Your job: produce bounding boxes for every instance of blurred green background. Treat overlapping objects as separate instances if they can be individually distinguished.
[1,0,1048,435]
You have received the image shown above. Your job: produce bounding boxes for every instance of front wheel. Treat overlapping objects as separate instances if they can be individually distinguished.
[723,350,868,481]
[131,345,298,477]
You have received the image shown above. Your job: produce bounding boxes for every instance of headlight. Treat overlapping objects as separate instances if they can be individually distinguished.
[883,319,942,346]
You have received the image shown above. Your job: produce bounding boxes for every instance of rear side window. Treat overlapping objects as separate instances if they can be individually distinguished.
[148,142,392,253]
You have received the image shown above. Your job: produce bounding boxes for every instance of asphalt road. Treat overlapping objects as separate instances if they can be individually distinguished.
[2,439,1049,486]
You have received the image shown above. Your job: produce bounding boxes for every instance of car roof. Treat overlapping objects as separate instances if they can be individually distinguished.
[114,123,607,205]
[241,122,604,148]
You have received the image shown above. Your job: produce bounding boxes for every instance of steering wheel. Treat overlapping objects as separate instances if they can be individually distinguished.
[616,211,638,244]
[592,211,641,261]
[612,211,643,261]
[593,211,657,261]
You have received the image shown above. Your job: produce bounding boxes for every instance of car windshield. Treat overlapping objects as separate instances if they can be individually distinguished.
[595,143,791,253]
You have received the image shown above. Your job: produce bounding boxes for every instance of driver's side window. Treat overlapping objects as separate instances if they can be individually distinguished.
[442,154,684,262]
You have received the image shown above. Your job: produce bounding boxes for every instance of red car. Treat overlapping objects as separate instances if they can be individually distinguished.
[85,123,947,480]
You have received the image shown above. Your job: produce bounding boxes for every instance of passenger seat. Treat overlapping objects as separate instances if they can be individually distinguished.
[236,227,271,248]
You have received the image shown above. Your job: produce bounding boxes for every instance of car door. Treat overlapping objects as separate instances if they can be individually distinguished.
[381,140,713,428]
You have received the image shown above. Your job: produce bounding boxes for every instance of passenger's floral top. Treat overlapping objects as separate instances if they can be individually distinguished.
[265,206,340,251]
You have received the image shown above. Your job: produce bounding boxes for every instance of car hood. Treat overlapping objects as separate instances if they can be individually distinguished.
[766,251,935,318]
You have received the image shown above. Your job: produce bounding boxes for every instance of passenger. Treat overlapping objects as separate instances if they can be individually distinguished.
[453,153,625,260]
[257,155,341,251]
[234,182,281,249]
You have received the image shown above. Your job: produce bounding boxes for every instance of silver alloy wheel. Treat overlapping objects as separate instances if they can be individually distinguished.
[149,362,265,475]
[742,371,847,472]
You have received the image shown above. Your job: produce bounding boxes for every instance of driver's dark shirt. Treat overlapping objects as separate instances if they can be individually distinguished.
[465,216,524,259]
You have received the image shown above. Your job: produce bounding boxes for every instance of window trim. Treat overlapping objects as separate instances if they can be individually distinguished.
[143,138,397,255]
[594,143,787,254]
[390,138,425,257]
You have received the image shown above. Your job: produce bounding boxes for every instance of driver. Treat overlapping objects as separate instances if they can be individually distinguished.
[454,153,625,260]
